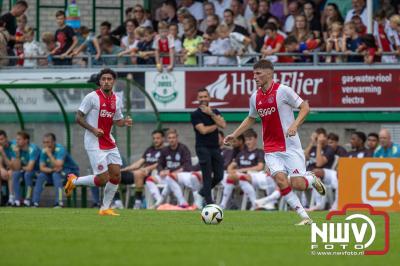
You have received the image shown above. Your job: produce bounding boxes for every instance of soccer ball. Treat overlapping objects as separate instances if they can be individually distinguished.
[201,204,223,225]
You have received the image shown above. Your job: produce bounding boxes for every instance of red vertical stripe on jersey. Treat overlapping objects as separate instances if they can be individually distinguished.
[96,89,117,150]
[159,38,170,65]
[256,82,286,152]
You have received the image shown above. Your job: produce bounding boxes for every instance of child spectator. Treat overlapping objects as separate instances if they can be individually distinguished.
[341,21,363,62]
[358,34,380,64]
[51,10,78,65]
[181,19,203,65]
[0,19,10,66]
[136,26,155,65]
[154,21,175,72]
[351,15,367,35]
[70,26,101,66]
[325,22,344,63]
[209,24,236,65]
[118,26,144,64]
[169,23,182,54]
[321,3,344,43]
[120,19,138,50]
[22,26,45,67]
[41,32,57,65]
[16,14,27,43]
[387,14,400,56]
[373,10,397,63]
[14,42,24,66]
[261,22,285,62]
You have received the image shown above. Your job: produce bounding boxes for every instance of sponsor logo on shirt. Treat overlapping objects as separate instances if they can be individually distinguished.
[100,109,114,118]
[257,107,276,117]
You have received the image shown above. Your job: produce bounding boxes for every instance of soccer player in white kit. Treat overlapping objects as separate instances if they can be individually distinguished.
[64,68,132,216]
[224,59,326,225]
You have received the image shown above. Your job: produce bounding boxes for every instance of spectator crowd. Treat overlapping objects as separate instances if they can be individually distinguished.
[1,126,399,211]
[1,0,400,68]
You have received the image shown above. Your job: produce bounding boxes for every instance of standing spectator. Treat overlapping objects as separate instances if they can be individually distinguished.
[169,23,182,54]
[351,15,366,35]
[199,2,216,33]
[347,131,368,158]
[366,132,379,157]
[177,7,191,38]
[182,0,205,21]
[374,10,397,63]
[203,14,220,33]
[209,24,236,65]
[261,22,286,62]
[387,14,400,56]
[321,3,344,42]
[269,0,285,24]
[98,21,120,46]
[120,19,139,50]
[181,19,203,65]
[231,0,249,31]
[100,36,129,66]
[305,128,336,171]
[244,0,259,23]
[0,130,15,205]
[373,128,400,158]
[133,4,153,28]
[161,0,179,24]
[327,133,348,157]
[22,27,45,67]
[154,21,175,72]
[283,0,301,33]
[191,88,226,207]
[70,26,102,66]
[303,1,322,39]
[51,10,78,65]
[357,34,380,64]
[254,0,273,30]
[32,133,79,207]
[341,21,363,62]
[15,14,27,43]
[345,0,367,27]
[136,27,155,65]
[290,14,315,43]
[110,7,134,43]
[118,27,144,64]
[10,131,40,207]
[211,0,232,20]
[0,0,28,64]
[223,9,249,36]
[199,25,218,65]
[0,19,10,66]
[325,22,344,63]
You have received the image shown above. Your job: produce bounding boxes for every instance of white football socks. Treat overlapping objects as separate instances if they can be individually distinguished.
[220,183,234,209]
[145,180,162,202]
[73,175,96,186]
[282,188,310,220]
[101,182,118,210]
[239,180,256,209]
[166,176,187,205]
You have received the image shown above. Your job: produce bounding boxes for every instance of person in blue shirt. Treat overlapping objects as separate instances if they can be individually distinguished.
[0,129,16,205]
[33,133,79,207]
[373,128,400,158]
[10,131,40,207]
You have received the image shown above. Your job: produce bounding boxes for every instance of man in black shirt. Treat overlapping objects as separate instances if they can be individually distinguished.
[348,131,368,158]
[327,133,348,157]
[0,0,28,64]
[191,88,226,207]
[366,132,379,157]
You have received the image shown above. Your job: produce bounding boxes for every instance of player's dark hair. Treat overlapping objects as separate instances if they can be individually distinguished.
[15,0,28,8]
[197,88,209,95]
[236,134,245,143]
[0,130,7,138]
[243,128,257,139]
[55,10,65,17]
[17,131,30,141]
[152,129,165,137]
[44,133,56,142]
[368,132,379,139]
[353,131,366,143]
[315,128,327,136]
[218,130,225,137]
[98,68,117,80]
[253,59,274,70]
[327,133,339,142]
[100,21,112,29]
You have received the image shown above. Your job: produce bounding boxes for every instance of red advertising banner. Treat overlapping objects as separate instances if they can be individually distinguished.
[185,69,400,110]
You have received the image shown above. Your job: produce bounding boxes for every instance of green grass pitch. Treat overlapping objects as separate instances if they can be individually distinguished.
[0,208,398,266]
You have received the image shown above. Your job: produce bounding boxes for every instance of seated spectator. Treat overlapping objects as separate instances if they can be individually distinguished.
[283,0,301,33]
[71,26,102,66]
[223,9,249,36]
[153,129,196,208]
[341,21,363,62]
[228,26,254,65]
[154,21,175,72]
[321,3,344,43]
[366,132,379,157]
[100,35,129,66]
[345,0,367,27]
[199,2,216,33]
[231,0,249,31]
[32,133,79,208]
[357,33,380,64]
[51,10,78,65]
[305,128,336,171]
[182,0,204,21]
[136,26,155,65]
[222,129,266,210]
[97,21,120,46]
[122,130,164,209]
[132,4,153,28]
[10,131,40,207]
[0,130,15,205]
[22,26,45,67]
[209,24,236,65]
[373,128,400,158]
[347,131,369,158]
[325,21,344,63]
[327,133,348,157]
[303,1,322,39]
[0,19,10,66]
[269,0,285,24]
[261,22,285,62]
[373,10,397,63]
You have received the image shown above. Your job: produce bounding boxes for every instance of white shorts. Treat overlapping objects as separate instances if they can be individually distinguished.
[147,174,167,185]
[248,172,276,192]
[87,148,122,175]
[264,148,306,176]
[176,172,202,191]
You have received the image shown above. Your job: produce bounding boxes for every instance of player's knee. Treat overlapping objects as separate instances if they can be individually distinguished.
[109,176,120,185]
[238,175,250,182]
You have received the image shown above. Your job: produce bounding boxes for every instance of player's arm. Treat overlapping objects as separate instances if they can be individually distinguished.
[121,158,145,172]
[23,160,36,172]
[227,161,238,172]
[315,140,328,167]
[76,111,96,133]
[224,116,256,144]
[113,116,132,127]
[40,162,53,174]
[0,146,11,168]
[144,162,158,173]
[10,147,21,171]
[287,101,310,137]
[210,113,226,129]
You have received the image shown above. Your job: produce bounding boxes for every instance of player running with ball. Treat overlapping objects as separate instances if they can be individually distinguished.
[64,68,132,216]
[224,60,325,225]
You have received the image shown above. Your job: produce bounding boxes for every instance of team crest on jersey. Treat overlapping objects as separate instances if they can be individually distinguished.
[98,164,104,171]
[175,153,181,161]
[268,96,274,103]
[155,151,161,158]
[248,153,255,160]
